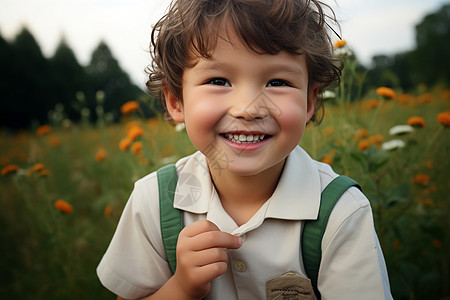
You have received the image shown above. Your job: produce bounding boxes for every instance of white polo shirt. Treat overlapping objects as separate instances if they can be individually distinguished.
[97,146,392,299]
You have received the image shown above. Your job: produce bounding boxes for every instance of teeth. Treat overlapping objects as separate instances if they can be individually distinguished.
[224,133,266,144]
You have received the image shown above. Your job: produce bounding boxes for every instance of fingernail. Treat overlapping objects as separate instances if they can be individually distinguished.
[237,236,243,247]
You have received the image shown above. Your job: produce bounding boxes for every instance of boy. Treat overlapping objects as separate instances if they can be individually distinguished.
[97,0,393,299]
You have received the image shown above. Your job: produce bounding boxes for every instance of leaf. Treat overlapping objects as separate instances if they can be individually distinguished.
[350,151,368,170]
[386,184,411,206]
[367,147,390,172]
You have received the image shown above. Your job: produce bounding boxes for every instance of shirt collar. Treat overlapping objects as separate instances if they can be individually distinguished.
[173,146,321,221]
[265,146,321,220]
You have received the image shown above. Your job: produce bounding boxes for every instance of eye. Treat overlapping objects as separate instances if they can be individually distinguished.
[267,79,291,87]
[206,78,231,86]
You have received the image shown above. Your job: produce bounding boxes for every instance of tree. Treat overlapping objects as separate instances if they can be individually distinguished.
[48,38,86,121]
[0,30,149,129]
[0,33,15,126]
[365,55,400,91]
[85,41,143,121]
[411,4,450,86]
[3,28,52,128]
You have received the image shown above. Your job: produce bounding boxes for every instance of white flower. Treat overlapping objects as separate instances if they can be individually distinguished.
[160,156,178,165]
[174,123,186,132]
[322,90,336,100]
[389,125,414,136]
[382,139,406,151]
[334,47,352,57]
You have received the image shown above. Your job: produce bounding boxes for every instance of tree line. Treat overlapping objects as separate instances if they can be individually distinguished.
[0,28,154,129]
[360,4,450,92]
[0,4,448,129]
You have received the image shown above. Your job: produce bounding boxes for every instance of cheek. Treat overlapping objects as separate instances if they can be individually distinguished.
[276,97,309,134]
[183,99,224,148]
[184,101,221,130]
[278,109,307,139]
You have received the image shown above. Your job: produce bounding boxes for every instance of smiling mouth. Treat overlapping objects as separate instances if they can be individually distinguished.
[220,133,271,144]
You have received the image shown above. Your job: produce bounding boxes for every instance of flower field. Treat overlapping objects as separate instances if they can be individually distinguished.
[1,83,449,298]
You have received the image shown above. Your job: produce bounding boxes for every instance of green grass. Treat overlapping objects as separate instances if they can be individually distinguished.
[1,86,449,299]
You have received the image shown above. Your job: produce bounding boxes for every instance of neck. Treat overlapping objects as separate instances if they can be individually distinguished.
[208,159,285,226]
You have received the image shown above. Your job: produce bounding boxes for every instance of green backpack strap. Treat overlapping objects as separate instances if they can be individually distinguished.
[157,164,182,274]
[302,175,361,300]
[157,165,361,296]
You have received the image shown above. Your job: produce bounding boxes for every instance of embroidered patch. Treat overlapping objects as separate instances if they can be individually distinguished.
[266,272,314,300]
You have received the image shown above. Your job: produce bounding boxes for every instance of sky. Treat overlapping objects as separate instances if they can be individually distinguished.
[0,0,449,88]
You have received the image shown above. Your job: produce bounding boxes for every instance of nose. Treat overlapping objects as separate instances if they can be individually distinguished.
[228,90,274,120]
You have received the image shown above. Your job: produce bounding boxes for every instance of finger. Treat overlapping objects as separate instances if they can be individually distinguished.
[191,261,229,283]
[181,220,221,237]
[189,230,242,251]
[191,247,229,267]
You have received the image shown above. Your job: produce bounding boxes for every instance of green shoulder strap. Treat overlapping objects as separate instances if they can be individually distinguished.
[157,166,361,298]
[157,164,182,274]
[302,175,361,299]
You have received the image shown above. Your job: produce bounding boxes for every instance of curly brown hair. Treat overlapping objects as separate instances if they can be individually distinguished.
[147,0,342,123]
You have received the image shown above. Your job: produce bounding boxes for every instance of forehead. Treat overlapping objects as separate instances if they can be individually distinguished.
[189,31,308,75]
[186,17,305,61]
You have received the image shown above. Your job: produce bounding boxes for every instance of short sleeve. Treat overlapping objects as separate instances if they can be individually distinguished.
[318,187,393,300]
[96,173,172,299]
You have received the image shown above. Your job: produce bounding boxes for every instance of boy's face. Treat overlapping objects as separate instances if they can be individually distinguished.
[165,33,318,177]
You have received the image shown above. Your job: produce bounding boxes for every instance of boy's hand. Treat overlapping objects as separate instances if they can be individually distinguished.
[172,220,242,299]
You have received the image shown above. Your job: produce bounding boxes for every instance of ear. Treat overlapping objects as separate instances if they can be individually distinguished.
[306,83,320,122]
[163,88,185,123]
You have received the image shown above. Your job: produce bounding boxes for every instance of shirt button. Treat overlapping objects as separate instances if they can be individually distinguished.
[234,260,247,272]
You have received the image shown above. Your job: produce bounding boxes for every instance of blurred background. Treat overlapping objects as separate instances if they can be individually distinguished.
[0,0,449,299]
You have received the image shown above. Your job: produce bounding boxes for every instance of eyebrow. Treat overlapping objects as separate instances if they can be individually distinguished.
[194,60,305,77]
[270,64,305,77]
[192,61,231,73]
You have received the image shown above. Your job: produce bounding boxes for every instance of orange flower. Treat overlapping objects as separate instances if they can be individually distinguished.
[127,125,144,141]
[419,93,433,103]
[120,101,140,114]
[362,99,380,109]
[426,161,433,169]
[32,163,45,172]
[442,89,450,100]
[397,93,411,104]
[437,111,450,127]
[48,134,61,148]
[95,148,107,162]
[36,125,52,136]
[358,139,370,151]
[321,155,333,165]
[131,141,143,154]
[138,156,149,166]
[432,239,442,248]
[334,40,346,48]
[104,205,112,217]
[376,87,396,99]
[421,198,433,207]
[412,173,430,185]
[320,150,336,165]
[322,126,334,136]
[54,199,73,214]
[407,116,426,128]
[119,137,133,151]
[1,164,20,176]
[368,134,384,146]
[38,169,50,177]
[354,128,369,142]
